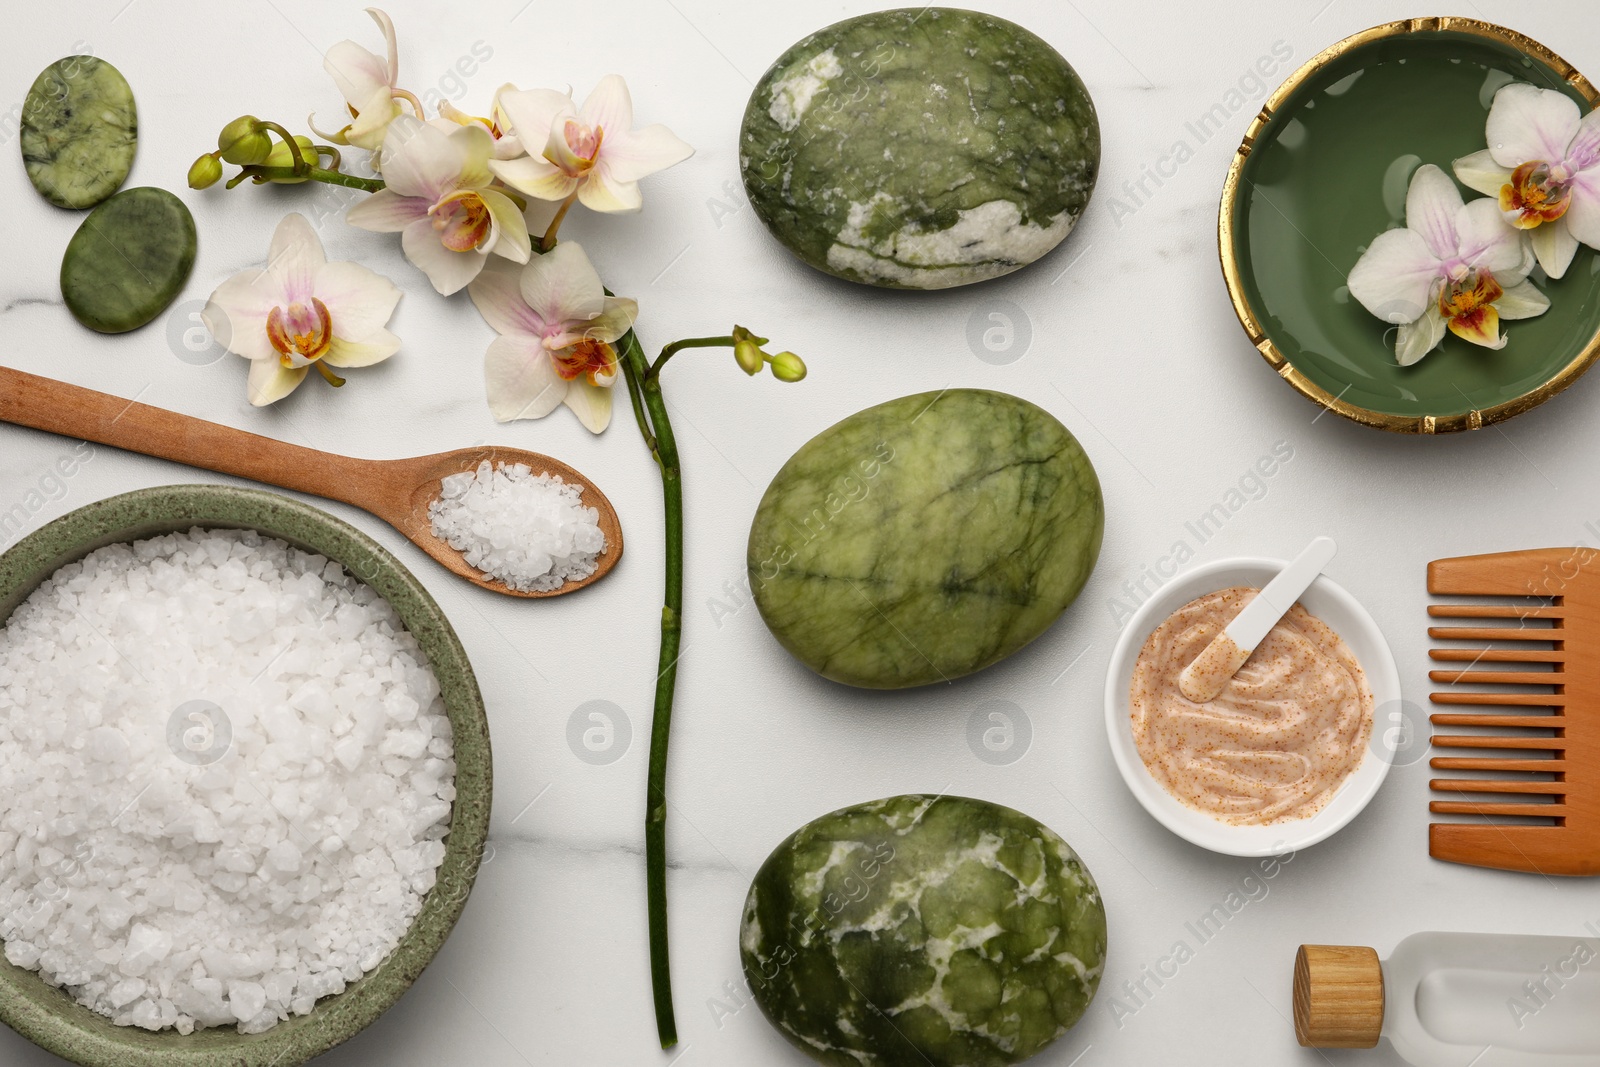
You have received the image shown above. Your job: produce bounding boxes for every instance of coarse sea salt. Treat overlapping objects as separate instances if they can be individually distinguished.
[0,529,455,1035]
[429,460,606,593]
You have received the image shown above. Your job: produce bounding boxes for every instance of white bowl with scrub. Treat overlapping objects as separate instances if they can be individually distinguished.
[1104,557,1401,857]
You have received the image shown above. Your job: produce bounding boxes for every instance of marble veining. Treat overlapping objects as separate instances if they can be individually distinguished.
[2,4,1599,1066]
[739,8,1100,289]
[740,795,1106,1067]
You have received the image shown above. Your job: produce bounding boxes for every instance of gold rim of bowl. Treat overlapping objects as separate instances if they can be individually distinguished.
[1217,16,1600,435]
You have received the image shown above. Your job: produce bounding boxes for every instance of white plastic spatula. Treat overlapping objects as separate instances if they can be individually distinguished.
[1178,537,1339,703]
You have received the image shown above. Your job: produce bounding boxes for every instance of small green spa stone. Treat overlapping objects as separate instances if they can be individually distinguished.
[748,389,1103,689]
[740,795,1107,1067]
[61,187,196,334]
[21,56,137,209]
[739,8,1100,289]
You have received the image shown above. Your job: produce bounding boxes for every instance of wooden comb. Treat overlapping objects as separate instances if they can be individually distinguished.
[1427,548,1600,876]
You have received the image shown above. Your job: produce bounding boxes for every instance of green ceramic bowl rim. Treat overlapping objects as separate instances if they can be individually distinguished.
[1218,16,1600,434]
[0,485,492,1067]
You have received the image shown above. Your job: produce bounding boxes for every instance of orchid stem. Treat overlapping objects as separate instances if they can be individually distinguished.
[258,120,308,173]
[619,327,682,1050]
[623,357,658,456]
[648,336,737,380]
[234,165,386,193]
[539,193,579,252]
[393,88,427,119]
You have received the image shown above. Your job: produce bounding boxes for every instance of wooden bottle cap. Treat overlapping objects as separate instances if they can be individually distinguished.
[1293,945,1384,1049]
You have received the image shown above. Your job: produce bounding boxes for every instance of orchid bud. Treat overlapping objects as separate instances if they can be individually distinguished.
[259,136,318,182]
[731,324,768,347]
[187,153,223,189]
[769,352,807,383]
[734,339,764,376]
[217,116,271,165]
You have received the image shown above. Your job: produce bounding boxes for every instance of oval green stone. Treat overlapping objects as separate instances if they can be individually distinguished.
[741,794,1107,1067]
[61,187,196,334]
[748,389,1103,689]
[739,7,1100,289]
[21,56,137,209]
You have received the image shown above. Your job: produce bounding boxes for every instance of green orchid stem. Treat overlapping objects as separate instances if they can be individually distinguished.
[233,165,386,193]
[621,327,763,1048]
[619,327,684,1050]
[539,192,579,253]
[258,120,308,172]
[623,359,656,454]
[648,336,738,380]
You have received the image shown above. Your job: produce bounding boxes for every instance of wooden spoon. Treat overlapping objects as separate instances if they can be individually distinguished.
[0,366,623,598]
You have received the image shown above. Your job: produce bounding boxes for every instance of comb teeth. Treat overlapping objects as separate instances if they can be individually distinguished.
[1427,604,1564,620]
[1427,626,1560,642]
[1431,778,1565,795]
[1430,801,1567,818]
[1428,670,1566,685]
[1430,713,1564,729]
[1430,757,1565,773]
[1429,648,1564,662]
[1429,734,1565,751]
[1432,692,1565,707]
[1425,549,1600,876]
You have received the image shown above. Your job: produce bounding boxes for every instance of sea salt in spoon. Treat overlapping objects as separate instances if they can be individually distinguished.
[0,366,623,598]
[1178,537,1338,703]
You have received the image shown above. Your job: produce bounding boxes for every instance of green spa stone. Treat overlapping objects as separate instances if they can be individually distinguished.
[738,7,1100,289]
[21,56,137,209]
[61,186,196,333]
[747,389,1103,689]
[740,795,1107,1067]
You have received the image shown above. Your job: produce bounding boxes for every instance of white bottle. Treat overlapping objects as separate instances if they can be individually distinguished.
[1295,933,1600,1066]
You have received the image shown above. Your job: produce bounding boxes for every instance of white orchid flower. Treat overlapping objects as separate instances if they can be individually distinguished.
[1348,164,1546,365]
[1454,83,1600,279]
[440,84,525,161]
[490,75,693,213]
[346,115,531,295]
[202,213,401,406]
[313,7,412,152]
[467,242,638,432]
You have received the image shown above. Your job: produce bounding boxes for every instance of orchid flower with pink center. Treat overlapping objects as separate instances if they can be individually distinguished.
[1347,164,1546,365]
[467,241,638,432]
[490,75,693,213]
[201,213,401,406]
[1454,82,1600,279]
[345,115,530,295]
[440,84,525,161]
[311,7,416,152]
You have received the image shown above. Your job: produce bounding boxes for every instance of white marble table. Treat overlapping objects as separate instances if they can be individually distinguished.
[4,0,1600,1064]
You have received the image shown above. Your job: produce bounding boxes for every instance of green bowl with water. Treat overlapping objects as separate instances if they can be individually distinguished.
[0,485,492,1067]
[1221,17,1600,433]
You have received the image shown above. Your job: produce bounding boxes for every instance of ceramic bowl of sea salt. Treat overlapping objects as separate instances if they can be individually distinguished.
[0,485,491,1067]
